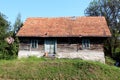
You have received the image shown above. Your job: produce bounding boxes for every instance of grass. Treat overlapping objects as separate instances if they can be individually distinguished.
[105,56,116,66]
[0,57,120,80]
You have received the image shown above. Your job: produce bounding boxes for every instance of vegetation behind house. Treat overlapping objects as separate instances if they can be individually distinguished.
[85,0,120,61]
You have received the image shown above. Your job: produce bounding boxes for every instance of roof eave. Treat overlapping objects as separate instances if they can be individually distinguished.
[17,35,112,38]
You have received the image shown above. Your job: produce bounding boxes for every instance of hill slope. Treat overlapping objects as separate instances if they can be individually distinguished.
[0,58,120,80]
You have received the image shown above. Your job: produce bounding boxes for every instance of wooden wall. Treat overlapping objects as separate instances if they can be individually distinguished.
[19,37,44,53]
[57,37,105,53]
[19,37,106,53]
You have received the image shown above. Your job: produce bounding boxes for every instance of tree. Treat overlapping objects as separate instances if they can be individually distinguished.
[13,13,23,35]
[85,0,120,28]
[85,0,120,59]
[11,13,23,58]
[0,12,20,59]
[0,13,11,59]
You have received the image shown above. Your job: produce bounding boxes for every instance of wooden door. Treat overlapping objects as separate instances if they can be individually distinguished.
[45,39,56,54]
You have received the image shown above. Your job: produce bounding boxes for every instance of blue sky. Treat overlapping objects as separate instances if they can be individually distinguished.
[0,0,92,25]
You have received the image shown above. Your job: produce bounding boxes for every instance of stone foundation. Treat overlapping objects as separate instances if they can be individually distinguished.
[18,50,105,63]
[18,50,44,58]
[56,50,105,63]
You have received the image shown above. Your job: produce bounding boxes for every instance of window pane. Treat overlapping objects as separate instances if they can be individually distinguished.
[31,40,38,48]
[82,39,90,49]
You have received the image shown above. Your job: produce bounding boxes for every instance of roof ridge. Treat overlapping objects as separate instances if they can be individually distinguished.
[26,16,105,20]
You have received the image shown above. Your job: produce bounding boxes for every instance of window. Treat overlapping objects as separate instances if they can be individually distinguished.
[82,39,90,49]
[31,39,38,48]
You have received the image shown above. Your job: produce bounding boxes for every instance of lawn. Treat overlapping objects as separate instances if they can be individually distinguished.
[0,57,119,80]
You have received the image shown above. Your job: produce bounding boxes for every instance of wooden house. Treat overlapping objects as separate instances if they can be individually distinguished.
[17,16,111,63]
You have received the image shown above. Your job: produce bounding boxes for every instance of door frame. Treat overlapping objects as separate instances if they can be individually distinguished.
[44,38,57,54]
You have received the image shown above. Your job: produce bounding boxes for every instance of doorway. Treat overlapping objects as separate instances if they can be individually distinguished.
[44,39,57,54]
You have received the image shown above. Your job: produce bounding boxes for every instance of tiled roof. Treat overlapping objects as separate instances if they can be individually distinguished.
[17,16,111,37]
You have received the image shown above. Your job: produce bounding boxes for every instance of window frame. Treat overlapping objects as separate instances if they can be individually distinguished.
[82,39,90,49]
[31,39,38,48]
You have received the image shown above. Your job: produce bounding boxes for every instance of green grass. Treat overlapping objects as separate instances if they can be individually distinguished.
[105,56,116,66]
[0,57,120,80]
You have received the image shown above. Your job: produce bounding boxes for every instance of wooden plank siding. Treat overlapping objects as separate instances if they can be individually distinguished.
[19,37,106,53]
[57,37,105,53]
[19,37,44,52]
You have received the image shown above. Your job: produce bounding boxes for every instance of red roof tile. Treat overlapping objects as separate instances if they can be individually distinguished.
[16,16,111,37]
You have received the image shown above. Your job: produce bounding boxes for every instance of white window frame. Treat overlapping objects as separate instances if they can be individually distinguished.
[31,39,38,48]
[82,39,90,49]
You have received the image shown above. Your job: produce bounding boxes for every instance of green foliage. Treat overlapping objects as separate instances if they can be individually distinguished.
[0,58,120,79]
[13,13,23,35]
[85,0,120,60]
[105,56,115,66]
[0,12,19,60]
[6,13,23,59]
[0,13,11,59]
[9,13,23,59]
[8,36,19,59]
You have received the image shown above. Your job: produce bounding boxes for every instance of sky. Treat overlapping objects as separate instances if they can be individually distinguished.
[0,0,92,25]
